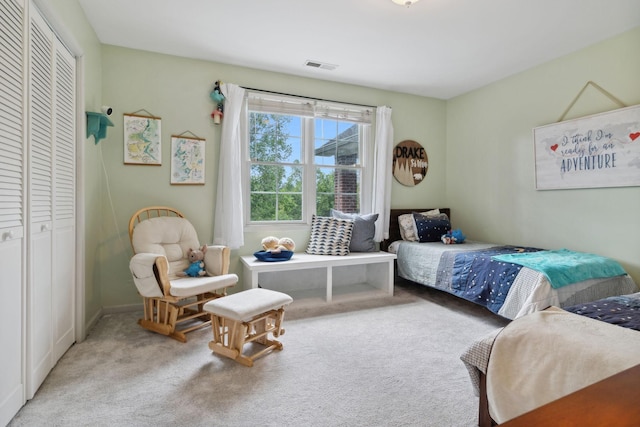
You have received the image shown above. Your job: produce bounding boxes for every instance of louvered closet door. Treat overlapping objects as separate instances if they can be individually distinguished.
[26,4,77,399]
[52,37,76,363]
[28,7,55,398]
[0,0,26,424]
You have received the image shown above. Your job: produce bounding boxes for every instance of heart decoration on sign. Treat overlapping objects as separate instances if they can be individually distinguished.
[630,132,640,141]
[550,144,558,151]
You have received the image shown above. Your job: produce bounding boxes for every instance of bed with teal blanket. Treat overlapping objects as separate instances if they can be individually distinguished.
[393,241,637,319]
[385,208,637,320]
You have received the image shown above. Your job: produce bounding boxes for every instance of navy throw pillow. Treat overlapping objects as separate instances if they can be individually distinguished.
[412,212,451,243]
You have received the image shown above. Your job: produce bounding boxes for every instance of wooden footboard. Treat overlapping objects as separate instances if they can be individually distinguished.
[478,372,497,427]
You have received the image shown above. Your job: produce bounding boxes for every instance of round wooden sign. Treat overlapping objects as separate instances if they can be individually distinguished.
[392,140,428,186]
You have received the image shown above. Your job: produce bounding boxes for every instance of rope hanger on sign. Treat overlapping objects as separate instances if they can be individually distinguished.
[557,81,627,122]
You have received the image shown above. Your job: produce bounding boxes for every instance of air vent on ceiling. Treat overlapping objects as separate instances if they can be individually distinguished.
[304,60,338,71]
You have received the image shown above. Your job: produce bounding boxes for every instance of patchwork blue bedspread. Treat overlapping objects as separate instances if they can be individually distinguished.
[564,292,640,331]
[436,245,542,314]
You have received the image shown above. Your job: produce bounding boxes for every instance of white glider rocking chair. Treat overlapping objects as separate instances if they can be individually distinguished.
[128,206,238,342]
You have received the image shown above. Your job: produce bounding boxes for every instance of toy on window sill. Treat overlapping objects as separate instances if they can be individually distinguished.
[180,245,208,277]
[441,229,466,245]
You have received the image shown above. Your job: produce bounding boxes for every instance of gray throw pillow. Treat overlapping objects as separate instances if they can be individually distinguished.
[331,209,378,252]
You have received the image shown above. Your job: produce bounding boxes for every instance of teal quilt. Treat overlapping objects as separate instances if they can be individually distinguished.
[491,249,626,289]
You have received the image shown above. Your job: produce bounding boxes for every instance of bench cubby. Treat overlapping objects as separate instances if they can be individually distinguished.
[239,252,397,304]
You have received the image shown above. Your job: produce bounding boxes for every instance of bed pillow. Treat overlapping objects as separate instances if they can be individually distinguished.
[306,215,354,256]
[412,212,451,243]
[331,209,378,252]
[398,209,441,241]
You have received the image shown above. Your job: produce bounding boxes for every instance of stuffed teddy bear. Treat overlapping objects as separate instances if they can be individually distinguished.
[277,237,295,252]
[261,236,280,252]
[181,245,208,277]
[261,236,296,253]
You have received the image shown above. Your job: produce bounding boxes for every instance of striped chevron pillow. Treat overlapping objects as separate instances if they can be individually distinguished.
[306,215,354,256]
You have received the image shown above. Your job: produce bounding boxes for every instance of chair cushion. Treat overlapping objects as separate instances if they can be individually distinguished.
[169,274,239,297]
[132,216,199,275]
[204,288,293,322]
[129,253,164,297]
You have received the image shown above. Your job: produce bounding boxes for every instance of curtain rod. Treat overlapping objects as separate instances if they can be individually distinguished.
[240,86,379,110]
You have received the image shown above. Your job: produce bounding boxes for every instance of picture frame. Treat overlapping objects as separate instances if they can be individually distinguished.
[170,135,205,185]
[534,104,640,190]
[123,114,162,165]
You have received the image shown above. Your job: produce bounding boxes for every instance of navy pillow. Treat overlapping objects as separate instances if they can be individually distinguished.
[412,212,451,243]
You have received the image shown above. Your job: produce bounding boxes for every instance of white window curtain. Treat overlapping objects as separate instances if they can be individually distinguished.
[213,83,246,249]
[372,106,393,241]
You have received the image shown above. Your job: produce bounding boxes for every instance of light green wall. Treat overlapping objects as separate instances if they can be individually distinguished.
[41,0,640,313]
[446,27,640,284]
[99,45,446,308]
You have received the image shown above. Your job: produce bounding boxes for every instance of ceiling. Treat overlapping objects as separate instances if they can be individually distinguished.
[78,0,640,100]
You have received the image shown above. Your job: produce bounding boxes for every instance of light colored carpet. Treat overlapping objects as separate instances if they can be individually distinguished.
[9,282,508,427]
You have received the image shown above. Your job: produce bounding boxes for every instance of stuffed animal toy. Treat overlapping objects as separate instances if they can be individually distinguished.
[278,237,295,252]
[261,236,296,253]
[181,245,208,277]
[261,236,280,252]
[441,229,466,245]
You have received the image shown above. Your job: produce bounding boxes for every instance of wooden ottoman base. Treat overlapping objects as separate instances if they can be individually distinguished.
[203,288,293,367]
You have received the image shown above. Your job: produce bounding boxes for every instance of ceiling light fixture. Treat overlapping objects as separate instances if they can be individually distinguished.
[392,0,420,7]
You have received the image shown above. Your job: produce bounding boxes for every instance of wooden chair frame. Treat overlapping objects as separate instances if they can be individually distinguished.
[129,206,233,342]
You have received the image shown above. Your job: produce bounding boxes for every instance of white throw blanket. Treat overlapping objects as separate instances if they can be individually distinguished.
[486,307,640,423]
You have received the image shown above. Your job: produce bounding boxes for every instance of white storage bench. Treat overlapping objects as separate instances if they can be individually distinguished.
[239,251,397,304]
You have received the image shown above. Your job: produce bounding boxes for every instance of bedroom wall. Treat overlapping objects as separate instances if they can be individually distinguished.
[446,27,640,285]
[98,45,447,308]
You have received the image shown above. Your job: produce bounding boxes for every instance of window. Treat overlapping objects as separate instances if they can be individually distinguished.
[245,92,373,225]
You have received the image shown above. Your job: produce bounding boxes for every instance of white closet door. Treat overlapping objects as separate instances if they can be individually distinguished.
[0,0,26,424]
[52,37,76,363]
[26,3,77,399]
[27,7,54,399]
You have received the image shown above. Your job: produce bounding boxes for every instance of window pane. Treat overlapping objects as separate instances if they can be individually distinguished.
[251,193,276,221]
[315,118,337,140]
[279,165,303,192]
[314,119,359,166]
[316,167,360,215]
[336,125,359,165]
[334,168,360,213]
[250,164,278,192]
[278,194,302,220]
[250,164,303,221]
[249,113,301,163]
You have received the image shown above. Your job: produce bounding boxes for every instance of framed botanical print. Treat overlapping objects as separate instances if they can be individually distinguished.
[170,135,205,185]
[123,113,162,165]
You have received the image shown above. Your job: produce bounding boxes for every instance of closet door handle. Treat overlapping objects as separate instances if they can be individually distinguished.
[41,223,50,232]
[2,230,15,241]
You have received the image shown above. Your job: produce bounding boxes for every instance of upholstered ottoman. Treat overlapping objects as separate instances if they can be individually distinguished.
[203,288,293,366]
